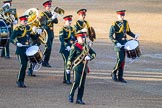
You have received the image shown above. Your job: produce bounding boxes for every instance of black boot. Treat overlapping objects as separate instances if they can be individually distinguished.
[66,80,72,85]
[42,62,51,67]
[27,70,36,77]
[118,78,127,83]
[111,73,117,81]
[68,95,73,103]
[16,81,26,88]
[76,99,85,105]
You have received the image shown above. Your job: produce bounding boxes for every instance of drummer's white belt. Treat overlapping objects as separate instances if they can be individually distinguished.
[72,45,89,69]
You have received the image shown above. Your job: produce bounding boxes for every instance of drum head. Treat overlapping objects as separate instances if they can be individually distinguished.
[124,40,138,50]
[26,45,39,56]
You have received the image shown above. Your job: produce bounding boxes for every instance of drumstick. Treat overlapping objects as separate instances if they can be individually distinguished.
[21,45,29,47]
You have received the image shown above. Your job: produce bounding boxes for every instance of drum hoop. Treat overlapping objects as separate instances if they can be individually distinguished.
[26,45,39,56]
[124,40,139,50]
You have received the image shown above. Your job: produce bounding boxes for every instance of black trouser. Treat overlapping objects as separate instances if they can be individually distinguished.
[43,28,54,63]
[17,54,28,82]
[61,51,70,82]
[70,65,87,100]
[112,48,125,79]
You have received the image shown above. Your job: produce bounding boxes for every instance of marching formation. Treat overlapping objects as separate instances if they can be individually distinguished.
[0,0,141,105]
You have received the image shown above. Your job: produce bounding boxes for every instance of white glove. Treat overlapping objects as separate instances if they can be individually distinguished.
[66,70,70,74]
[116,43,123,48]
[52,13,57,20]
[36,28,42,35]
[134,34,140,39]
[85,55,91,61]
[7,25,11,28]
[16,43,23,47]
[13,20,18,25]
[81,28,87,32]
[66,46,71,51]
[32,26,37,32]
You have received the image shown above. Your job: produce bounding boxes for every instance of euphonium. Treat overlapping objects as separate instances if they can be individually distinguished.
[0,4,15,24]
[24,8,48,44]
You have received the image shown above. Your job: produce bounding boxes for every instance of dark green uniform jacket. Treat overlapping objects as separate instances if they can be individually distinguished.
[67,42,96,72]
[59,26,76,53]
[74,20,90,33]
[109,20,135,51]
[10,25,39,54]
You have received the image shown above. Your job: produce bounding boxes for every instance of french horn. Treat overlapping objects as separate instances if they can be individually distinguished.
[24,8,48,44]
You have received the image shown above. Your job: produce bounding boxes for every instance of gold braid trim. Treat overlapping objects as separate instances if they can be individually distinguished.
[115,21,130,33]
[42,12,51,20]
[17,26,27,38]
[64,27,74,40]
[76,20,90,29]
[42,11,53,27]
[72,44,89,69]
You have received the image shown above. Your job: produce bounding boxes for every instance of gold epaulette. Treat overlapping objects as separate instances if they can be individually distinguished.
[112,21,116,26]
[17,26,27,38]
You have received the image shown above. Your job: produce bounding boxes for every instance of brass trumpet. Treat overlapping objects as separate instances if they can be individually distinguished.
[51,6,65,17]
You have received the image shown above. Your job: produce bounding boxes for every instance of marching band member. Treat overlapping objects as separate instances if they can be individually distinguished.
[1,0,18,58]
[67,32,96,105]
[10,15,40,88]
[40,0,58,67]
[74,9,90,34]
[59,15,76,85]
[109,10,139,83]
[27,9,42,77]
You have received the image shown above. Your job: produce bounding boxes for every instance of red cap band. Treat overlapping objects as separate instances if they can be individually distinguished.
[43,2,51,7]
[64,17,72,21]
[78,11,86,15]
[19,17,27,21]
[76,33,86,37]
[117,12,125,16]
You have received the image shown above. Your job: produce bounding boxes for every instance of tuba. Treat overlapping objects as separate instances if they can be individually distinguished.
[24,8,48,44]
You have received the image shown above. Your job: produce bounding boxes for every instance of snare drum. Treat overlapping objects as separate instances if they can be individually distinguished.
[26,45,43,64]
[124,40,141,59]
[0,19,9,48]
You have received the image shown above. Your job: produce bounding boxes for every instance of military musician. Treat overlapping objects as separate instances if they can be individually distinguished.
[109,10,139,83]
[40,0,58,67]
[67,31,96,104]
[74,9,90,34]
[10,15,41,88]
[1,0,18,58]
[59,15,76,85]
